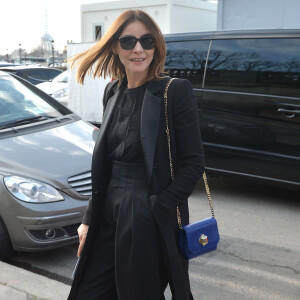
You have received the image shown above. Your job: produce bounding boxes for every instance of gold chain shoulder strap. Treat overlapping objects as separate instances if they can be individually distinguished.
[163,78,216,230]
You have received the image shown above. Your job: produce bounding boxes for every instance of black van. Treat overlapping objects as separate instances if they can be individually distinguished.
[164,29,300,189]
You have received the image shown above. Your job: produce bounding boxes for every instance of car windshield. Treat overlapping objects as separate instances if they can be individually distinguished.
[53,71,68,83]
[0,74,62,127]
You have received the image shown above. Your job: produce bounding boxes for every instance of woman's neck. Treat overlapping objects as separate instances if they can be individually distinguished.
[126,72,147,89]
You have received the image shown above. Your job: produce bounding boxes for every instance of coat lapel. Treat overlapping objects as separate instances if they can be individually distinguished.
[141,80,163,185]
[91,83,121,191]
[98,86,120,140]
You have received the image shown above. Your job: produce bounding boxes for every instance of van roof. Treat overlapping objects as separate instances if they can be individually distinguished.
[164,28,300,42]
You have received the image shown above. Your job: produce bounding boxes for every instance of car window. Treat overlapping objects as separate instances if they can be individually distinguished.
[47,69,62,80]
[205,38,300,97]
[24,69,61,83]
[165,40,210,89]
[26,69,48,81]
[0,75,62,126]
[53,71,68,83]
[17,70,29,79]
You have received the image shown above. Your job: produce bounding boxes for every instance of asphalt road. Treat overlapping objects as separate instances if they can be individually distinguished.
[8,176,300,300]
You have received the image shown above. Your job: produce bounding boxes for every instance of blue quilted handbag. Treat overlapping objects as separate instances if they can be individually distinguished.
[178,216,220,259]
[164,78,220,260]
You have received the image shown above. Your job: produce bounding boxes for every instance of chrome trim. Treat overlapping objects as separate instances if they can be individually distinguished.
[205,167,300,187]
[68,172,91,181]
[68,171,92,196]
[70,178,91,187]
[199,88,300,100]
[204,142,300,161]
[202,39,212,89]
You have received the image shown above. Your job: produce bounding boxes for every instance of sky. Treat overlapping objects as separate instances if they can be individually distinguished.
[0,0,105,55]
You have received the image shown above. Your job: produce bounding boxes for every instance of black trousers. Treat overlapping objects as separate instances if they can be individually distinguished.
[75,161,169,300]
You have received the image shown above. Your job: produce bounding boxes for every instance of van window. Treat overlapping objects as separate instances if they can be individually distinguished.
[205,38,300,98]
[165,40,210,89]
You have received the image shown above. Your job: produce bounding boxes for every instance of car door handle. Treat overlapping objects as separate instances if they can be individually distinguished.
[278,108,300,118]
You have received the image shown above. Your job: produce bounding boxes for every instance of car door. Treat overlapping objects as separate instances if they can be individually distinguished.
[201,36,300,186]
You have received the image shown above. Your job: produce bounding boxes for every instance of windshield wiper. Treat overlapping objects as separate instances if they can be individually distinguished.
[0,115,56,130]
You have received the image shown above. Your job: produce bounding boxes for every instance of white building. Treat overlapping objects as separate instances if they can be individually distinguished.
[80,0,217,42]
[217,0,300,30]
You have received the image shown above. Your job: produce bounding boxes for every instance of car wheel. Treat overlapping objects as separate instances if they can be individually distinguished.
[0,217,13,260]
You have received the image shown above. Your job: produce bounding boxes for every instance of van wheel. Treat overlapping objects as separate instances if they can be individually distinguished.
[0,217,13,260]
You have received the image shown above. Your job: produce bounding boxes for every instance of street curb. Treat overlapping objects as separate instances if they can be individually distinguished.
[0,261,70,300]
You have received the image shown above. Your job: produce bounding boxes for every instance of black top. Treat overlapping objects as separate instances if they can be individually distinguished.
[107,83,147,163]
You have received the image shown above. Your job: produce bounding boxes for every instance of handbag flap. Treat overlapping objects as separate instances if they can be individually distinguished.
[182,217,220,255]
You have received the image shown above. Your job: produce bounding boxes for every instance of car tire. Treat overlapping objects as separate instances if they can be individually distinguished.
[0,217,13,260]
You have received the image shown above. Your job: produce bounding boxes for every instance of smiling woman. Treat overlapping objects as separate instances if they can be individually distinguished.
[69,9,166,85]
[112,22,155,87]
[67,9,205,300]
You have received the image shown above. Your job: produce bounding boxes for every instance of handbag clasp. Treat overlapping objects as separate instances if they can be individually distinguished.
[199,234,208,246]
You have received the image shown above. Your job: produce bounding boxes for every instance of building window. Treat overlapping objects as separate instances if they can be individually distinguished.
[95,25,102,41]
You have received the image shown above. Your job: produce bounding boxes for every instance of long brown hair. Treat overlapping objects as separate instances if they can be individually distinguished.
[69,9,166,84]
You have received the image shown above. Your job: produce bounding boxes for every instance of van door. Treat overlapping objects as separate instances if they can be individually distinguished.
[202,37,300,186]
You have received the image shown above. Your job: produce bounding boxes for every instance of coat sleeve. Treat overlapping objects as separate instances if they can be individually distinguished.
[150,79,205,225]
[81,81,115,225]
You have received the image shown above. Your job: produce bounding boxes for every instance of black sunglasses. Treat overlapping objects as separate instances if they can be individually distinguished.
[118,34,155,50]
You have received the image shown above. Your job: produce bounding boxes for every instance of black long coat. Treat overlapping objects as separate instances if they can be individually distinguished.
[68,77,205,300]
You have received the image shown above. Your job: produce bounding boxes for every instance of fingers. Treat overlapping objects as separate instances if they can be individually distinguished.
[78,231,85,244]
[77,239,84,257]
[77,232,87,257]
[77,224,89,257]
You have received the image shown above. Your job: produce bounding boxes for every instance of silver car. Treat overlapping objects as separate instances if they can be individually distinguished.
[0,71,97,259]
[36,70,68,106]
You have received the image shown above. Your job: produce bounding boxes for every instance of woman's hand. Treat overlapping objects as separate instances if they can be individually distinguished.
[77,223,89,257]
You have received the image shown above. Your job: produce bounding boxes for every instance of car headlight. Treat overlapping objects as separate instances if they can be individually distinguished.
[4,176,64,203]
[52,87,68,100]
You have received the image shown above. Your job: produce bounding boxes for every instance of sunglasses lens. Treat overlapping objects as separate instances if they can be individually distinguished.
[140,35,154,50]
[120,37,136,50]
[119,35,154,50]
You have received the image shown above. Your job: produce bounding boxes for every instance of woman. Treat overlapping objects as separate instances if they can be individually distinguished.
[68,9,205,300]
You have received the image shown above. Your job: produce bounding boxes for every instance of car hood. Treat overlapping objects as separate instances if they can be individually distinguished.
[36,81,68,95]
[0,120,97,191]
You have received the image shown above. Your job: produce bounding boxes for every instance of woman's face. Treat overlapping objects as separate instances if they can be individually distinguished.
[114,20,155,79]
